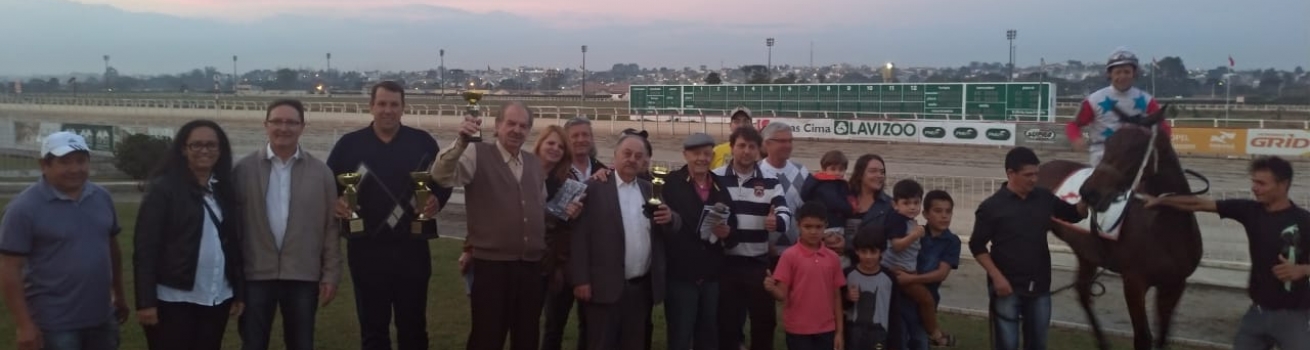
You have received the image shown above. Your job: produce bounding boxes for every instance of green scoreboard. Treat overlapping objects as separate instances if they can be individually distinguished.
[627,82,1055,121]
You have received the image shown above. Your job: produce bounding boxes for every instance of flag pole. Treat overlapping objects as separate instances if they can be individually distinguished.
[1226,55,1233,121]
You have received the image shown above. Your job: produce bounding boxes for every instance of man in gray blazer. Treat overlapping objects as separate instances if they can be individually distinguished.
[233,99,342,350]
[571,134,680,350]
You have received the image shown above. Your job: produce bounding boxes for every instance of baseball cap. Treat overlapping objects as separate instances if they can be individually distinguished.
[729,107,752,122]
[42,131,90,157]
[682,133,716,150]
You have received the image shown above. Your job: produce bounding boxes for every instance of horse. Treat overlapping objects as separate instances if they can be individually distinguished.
[1037,105,1208,350]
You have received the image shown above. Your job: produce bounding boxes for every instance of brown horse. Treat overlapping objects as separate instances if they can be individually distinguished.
[1037,105,1206,350]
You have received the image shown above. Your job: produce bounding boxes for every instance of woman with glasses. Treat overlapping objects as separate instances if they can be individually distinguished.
[133,119,244,350]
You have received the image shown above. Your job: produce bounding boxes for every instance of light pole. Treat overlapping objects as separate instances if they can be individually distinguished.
[581,45,588,100]
[1224,73,1232,120]
[1006,29,1016,82]
[102,54,110,92]
[766,38,775,80]
[232,55,238,91]
[439,49,445,97]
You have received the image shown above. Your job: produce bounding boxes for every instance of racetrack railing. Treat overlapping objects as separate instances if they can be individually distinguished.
[3,96,1308,130]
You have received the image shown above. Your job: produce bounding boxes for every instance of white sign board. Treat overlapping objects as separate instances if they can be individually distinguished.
[1247,129,1310,157]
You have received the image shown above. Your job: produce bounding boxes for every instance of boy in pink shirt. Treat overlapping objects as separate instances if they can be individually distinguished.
[765,201,847,350]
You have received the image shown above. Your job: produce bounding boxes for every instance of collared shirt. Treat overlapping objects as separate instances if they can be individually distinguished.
[773,244,845,334]
[0,177,119,331]
[968,184,1080,294]
[917,227,962,294]
[573,161,593,182]
[617,176,651,279]
[434,140,526,185]
[712,163,792,259]
[266,143,301,251]
[157,177,232,306]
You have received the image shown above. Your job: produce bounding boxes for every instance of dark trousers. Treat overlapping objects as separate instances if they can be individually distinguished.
[239,280,319,350]
[717,258,775,350]
[584,275,653,350]
[143,300,231,350]
[541,279,587,350]
[785,331,835,350]
[665,279,719,350]
[348,240,432,350]
[467,259,545,350]
[43,317,119,350]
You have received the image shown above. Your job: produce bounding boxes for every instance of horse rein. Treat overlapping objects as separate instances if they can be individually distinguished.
[1087,110,1213,237]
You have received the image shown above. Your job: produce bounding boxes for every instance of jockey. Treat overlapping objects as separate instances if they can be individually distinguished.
[1066,47,1172,165]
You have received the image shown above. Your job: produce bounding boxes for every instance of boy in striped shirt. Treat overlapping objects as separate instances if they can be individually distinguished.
[713,126,792,350]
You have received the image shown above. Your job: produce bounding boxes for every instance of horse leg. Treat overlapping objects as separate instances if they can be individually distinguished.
[1122,274,1154,350]
[1075,260,1110,350]
[1153,280,1186,349]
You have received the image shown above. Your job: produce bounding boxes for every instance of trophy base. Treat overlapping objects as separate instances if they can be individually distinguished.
[342,218,367,239]
[465,135,482,143]
[408,221,440,239]
[643,202,660,219]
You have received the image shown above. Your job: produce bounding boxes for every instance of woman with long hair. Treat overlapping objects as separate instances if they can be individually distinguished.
[534,125,593,350]
[842,154,893,267]
[133,119,244,350]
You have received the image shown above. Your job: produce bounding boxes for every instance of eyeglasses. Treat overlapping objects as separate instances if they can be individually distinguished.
[265,119,303,127]
[187,142,220,152]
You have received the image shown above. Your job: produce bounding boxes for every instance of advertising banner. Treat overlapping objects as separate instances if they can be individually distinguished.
[754,118,835,140]
[1246,129,1310,157]
[831,119,919,142]
[917,121,1016,146]
[1015,123,1074,150]
[1169,127,1247,157]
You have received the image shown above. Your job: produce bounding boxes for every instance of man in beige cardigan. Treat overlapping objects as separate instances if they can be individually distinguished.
[233,99,342,350]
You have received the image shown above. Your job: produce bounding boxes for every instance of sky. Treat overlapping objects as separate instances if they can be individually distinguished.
[2,0,1307,76]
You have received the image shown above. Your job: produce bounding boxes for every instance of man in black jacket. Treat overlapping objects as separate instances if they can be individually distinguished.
[661,133,734,350]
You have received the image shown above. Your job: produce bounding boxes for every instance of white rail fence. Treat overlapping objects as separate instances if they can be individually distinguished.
[3,96,1309,130]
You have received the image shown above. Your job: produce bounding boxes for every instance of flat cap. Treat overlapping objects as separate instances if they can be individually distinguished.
[683,133,716,149]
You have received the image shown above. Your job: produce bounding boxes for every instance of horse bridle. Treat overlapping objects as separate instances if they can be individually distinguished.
[1087,107,1211,236]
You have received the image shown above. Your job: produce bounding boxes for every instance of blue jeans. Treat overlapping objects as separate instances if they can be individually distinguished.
[664,279,719,350]
[989,284,1051,350]
[895,289,931,350]
[1233,304,1310,350]
[785,331,834,350]
[43,318,119,350]
[239,280,319,350]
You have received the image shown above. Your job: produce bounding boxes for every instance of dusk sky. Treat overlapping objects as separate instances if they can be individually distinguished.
[2,0,1307,75]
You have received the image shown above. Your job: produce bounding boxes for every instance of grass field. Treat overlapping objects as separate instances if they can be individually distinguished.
[0,202,1215,350]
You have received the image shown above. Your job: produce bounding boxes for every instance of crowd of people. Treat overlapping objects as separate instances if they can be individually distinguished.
[1,46,1309,350]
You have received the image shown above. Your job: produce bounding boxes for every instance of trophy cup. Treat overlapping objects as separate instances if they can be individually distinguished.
[462,91,484,143]
[410,172,433,235]
[644,162,671,218]
[336,173,365,237]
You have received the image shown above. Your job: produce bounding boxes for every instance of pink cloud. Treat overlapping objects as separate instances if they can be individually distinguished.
[73,0,874,27]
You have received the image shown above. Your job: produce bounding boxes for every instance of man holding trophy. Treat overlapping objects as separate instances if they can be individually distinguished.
[326,81,452,350]
[431,100,548,350]
[571,134,681,350]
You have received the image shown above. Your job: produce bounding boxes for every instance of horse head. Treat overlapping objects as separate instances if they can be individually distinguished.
[1078,104,1176,213]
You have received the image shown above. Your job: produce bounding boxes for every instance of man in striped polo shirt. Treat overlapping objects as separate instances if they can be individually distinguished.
[713,126,792,350]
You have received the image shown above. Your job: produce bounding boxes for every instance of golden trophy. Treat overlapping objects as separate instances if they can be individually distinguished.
[410,171,433,235]
[644,162,671,218]
[462,91,484,143]
[336,173,365,237]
